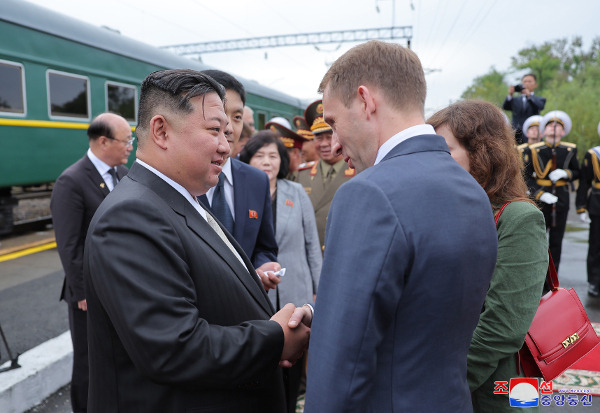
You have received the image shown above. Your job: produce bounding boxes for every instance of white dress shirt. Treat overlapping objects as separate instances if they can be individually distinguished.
[87,148,117,192]
[374,124,436,166]
[205,158,235,220]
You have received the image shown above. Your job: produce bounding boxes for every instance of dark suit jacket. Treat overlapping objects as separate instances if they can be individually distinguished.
[50,154,128,303]
[305,135,498,412]
[502,93,546,130]
[199,158,278,269]
[83,162,286,412]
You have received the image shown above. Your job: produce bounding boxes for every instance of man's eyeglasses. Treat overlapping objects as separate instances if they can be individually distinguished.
[107,136,135,146]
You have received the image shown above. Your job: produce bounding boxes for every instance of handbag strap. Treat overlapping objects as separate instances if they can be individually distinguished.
[494,201,559,290]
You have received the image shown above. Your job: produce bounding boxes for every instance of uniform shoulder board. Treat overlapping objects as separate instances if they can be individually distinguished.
[517,143,528,151]
[530,142,545,149]
[344,167,356,177]
[561,141,577,148]
[297,161,316,171]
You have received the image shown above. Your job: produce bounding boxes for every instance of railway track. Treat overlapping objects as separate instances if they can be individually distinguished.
[2,188,53,237]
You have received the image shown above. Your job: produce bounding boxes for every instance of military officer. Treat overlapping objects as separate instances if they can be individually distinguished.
[576,121,600,297]
[297,100,355,252]
[265,121,307,182]
[524,110,580,271]
[518,115,543,168]
[294,116,319,164]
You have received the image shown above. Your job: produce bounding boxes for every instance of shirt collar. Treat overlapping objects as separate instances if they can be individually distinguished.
[87,148,113,176]
[374,124,436,165]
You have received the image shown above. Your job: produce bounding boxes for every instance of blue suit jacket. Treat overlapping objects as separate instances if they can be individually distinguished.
[199,158,278,269]
[305,135,498,412]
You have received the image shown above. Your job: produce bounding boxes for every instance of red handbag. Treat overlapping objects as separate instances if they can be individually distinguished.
[496,202,600,381]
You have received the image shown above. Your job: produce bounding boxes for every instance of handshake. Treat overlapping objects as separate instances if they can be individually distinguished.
[271,303,313,368]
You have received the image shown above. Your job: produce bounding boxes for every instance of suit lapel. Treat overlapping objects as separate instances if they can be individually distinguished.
[128,164,273,316]
[82,156,110,197]
[230,159,247,241]
[275,180,291,241]
[184,205,274,316]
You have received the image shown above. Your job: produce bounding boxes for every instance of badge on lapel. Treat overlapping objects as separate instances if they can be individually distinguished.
[285,199,294,207]
[248,210,258,219]
[100,183,105,188]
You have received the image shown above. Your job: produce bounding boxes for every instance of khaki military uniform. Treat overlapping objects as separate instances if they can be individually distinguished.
[297,159,355,252]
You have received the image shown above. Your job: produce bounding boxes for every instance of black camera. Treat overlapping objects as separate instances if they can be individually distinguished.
[514,84,524,92]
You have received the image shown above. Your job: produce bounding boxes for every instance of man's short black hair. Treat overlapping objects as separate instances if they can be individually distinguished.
[201,70,246,105]
[136,69,226,142]
[523,73,537,82]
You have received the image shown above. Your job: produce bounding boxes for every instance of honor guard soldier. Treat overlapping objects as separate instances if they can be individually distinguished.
[518,115,543,168]
[524,110,580,271]
[294,116,319,164]
[298,100,355,252]
[576,120,600,297]
[265,121,308,181]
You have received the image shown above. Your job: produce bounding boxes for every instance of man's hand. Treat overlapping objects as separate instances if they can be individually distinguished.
[271,303,310,368]
[257,261,282,290]
[522,87,531,97]
[287,304,313,329]
[540,193,558,205]
[508,85,515,96]
[77,299,87,312]
[548,169,568,183]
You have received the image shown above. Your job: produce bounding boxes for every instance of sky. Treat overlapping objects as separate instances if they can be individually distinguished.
[24,0,600,116]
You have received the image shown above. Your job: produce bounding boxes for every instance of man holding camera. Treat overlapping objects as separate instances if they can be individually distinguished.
[503,73,546,144]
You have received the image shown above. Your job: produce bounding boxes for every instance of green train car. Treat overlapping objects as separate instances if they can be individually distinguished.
[0,0,305,234]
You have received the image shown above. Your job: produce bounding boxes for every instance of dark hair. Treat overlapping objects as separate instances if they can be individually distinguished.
[87,116,114,141]
[201,69,246,105]
[523,73,537,82]
[427,100,534,209]
[239,130,289,179]
[136,69,225,146]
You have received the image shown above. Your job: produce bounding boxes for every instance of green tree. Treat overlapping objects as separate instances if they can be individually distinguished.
[462,36,600,149]
[461,66,506,104]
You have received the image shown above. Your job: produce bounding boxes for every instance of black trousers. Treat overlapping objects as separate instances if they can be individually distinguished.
[67,302,88,413]
[541,204,569,272]
[588,216,600,287]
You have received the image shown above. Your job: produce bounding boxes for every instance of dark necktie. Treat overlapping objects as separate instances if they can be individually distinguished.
[211,173,234,234]
[107,168,118,189]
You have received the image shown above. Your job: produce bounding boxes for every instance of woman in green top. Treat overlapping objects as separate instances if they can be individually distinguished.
[428,100,548,412]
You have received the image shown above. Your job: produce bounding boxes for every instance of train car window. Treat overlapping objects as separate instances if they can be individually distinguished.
[0,60,26,115]
[257,112,267,131]
[106,82,137,123]
[47,70,90,120]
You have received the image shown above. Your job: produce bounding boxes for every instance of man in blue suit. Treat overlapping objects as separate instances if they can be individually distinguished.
[502,73,546,144]
[198,70,281,291]
[305,40,498,412]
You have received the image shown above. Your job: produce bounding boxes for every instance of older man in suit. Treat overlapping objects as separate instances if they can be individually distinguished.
[50,112,132,413]
[304,41,498,412]
[83,69,311,412]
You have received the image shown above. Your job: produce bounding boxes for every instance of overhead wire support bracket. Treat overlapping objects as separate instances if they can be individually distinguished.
[161,26,413,55]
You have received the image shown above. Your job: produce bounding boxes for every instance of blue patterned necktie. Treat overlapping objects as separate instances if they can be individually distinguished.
[211,173,234,234]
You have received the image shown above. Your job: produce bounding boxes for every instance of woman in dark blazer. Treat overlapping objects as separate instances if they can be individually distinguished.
[428,100,548,412]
